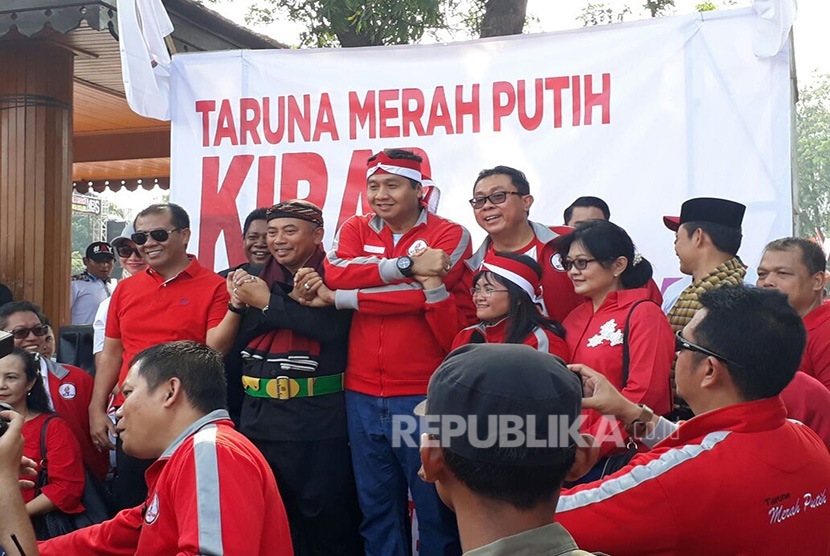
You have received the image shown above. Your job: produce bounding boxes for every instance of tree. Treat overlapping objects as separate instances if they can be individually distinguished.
[795,74,830,238]
[242,0,529,47]
[577,3,631,26]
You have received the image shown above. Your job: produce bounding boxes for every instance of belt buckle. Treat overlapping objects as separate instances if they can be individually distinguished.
[276,376,291,400]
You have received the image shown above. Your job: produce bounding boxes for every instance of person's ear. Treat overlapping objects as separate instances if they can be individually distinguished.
[161,377,184,408]
[811,270,827,293]
[700,357,727,390]
[312,225,325,245]
[522,194,534,214]
[180,228,192,247]
[419,434,445,484]
[612,256,628,277]
[565,434,601,482]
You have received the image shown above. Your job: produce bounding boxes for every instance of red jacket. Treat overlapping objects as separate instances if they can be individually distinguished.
[563,289,674,457]
[451,318,570,362]
[780,371,830,449]
[324,210,475,396]
[800,301,830,390]
[44,359,109,480]
[466,222,583,324]
[40,411,293,556]
[557,397,830,555]
[22,414,85,514]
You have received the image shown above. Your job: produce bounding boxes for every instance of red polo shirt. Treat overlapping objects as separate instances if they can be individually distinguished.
[800,301,830,390]
[105,256,229,405]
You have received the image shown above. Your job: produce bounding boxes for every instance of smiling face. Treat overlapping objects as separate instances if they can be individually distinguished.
[0,353,34,413]
[472,174,533,239]
[367,173,423,231]
[3,311,46,355]
[566,241,620,301]
[134,210,190,273]
[266,217,324,274]
[674,224,698,276]
[115,240,148,277]
[244,218,270,265]
[472,274,511,323]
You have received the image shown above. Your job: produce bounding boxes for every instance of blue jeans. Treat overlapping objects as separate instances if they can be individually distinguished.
[346,391,461,556]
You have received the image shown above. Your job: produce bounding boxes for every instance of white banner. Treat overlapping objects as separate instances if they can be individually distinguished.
[170,8,793,294]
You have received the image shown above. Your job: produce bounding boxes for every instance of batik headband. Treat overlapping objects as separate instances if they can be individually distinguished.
[265,201,324,227]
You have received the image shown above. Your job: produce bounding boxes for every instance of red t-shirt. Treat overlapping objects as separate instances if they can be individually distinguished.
[105,257,229,405]
[21,413,85,514]
[780,371,830,449]
[800,301,830,390]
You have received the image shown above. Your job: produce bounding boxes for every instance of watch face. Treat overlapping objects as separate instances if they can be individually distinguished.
[398,257,412,270]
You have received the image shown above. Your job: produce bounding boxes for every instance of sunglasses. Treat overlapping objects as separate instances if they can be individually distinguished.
[116,245,141,258]
[561,257,601,271]
[468,191,523,209]
[131,228,182,245]
[8,325,49,340]
[675,330,743,368]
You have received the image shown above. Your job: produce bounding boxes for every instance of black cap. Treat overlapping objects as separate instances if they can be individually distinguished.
[85,242,115,261]
[415,344,582,466]
[663,197,745,232]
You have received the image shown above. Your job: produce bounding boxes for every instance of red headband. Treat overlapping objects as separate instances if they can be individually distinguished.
[366,151,441,213]
[481,253,541,301]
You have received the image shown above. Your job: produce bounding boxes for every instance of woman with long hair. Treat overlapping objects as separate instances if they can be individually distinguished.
[452,251,569,361]
[0,348,85,537]
[556,220,674,480]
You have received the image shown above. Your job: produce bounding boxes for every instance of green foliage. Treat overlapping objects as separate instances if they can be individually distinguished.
[695,2,716,11]
[577,2,631,26]
[795,74,830,238]
[644,0,674,17]
[246,0,454,47]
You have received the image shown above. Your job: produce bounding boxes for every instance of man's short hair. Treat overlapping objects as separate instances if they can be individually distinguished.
[696,286,805,401]
[683,221,742,256]
[134,203,190,230]
[130,341,226,414]
[473,166,530,196]
[563,196,610,224]
[0,300,46,330]
[443,445,576,510]
[243,208,268,235]
[764,237,828,275]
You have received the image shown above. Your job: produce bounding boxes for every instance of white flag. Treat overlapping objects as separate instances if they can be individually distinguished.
[752,0,797,58]
[117,0,173,120]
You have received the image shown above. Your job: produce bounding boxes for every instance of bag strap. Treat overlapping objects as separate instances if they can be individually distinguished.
[621,299,658,389]
[36,415,58,495]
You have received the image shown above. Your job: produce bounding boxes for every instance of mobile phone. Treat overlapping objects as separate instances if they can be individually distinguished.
[0,402,14,438]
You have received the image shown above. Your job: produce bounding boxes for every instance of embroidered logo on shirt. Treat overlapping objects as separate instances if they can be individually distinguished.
[58,383,76,400]
[587,319,623,347]
[180,298,189,304]
[408,239,429,255]
[549,253,566,272]
[145,493,160,525]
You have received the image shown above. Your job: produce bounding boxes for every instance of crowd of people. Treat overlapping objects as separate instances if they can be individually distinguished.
[1,147,829,555]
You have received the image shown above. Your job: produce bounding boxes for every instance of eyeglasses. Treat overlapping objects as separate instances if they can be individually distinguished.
[131,228,182,245]
[8,325,49,340]
[468,191,523,209]
[675,330,743,368]
[561,258,600,271]
[116,245,141,258]
[470,287,509,298]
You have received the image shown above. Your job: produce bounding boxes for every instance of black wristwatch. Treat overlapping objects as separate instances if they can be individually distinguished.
[396,256,415,278]
[227,302,246,315]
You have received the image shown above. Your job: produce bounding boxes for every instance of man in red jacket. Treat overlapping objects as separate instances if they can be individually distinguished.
[465,166,583,324]
[320,148,473,555]
[0,301,108,480]
[39,340,293,556]
[560,286,830,555]
[757,237,830,388]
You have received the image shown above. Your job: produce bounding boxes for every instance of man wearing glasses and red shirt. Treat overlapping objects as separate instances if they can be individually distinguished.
[465,166,583,324]
[90,203,234,511]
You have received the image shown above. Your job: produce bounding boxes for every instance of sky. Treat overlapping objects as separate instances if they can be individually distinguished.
[206,0,828,84]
